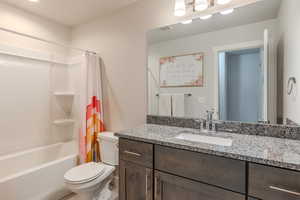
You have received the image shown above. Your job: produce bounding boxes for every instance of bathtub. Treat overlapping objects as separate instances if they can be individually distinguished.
[0,140,78,200]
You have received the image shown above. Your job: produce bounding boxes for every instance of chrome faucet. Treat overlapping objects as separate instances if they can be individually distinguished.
[204,109,215,131]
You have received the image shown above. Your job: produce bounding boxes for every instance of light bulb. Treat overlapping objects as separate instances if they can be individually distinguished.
[220,8,234,15]
[217,0,232,5]
[195,0,209,11]
[28,0,39,2]
[174,0,186,17]
[200,14,212,20]
[181,20,193,24]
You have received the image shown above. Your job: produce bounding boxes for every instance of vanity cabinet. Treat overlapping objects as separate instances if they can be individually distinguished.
[119,138,300,200]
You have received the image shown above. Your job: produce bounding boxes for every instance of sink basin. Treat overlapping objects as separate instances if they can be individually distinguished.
[175,133,233,147]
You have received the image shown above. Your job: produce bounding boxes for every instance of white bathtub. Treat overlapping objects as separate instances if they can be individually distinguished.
[0,141,78,200]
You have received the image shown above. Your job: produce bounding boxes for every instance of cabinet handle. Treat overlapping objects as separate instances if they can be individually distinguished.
[269,186,300,196]
[155,176,162,200]
[145,169,151,200]
[123,150,141,157]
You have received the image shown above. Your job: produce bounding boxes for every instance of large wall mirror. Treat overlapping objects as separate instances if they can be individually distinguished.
[147,0,299,125]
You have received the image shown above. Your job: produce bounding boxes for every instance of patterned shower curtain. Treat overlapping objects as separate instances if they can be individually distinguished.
[79,53,105,163]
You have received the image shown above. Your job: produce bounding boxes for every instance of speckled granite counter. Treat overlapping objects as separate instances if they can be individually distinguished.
[116,124,300,171]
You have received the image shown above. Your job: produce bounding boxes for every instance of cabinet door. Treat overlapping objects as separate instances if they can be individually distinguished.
[248,197,260,200]
[154,171,245,200]
[249,163,300,200]
[119,160,153,200]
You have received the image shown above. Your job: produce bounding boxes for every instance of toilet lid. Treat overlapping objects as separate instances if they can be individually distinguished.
[64,162,106,183]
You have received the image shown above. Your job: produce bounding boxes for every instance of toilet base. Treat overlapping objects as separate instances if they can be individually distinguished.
[69,174,116,200]
[75,192,95,200]
[64,164,116,200]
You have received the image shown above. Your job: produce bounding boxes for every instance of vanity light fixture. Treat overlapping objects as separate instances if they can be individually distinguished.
[217,0,232,5]
[181,19,193,24]
[195,0,209,11]
[28,0,39,2]
[220,8,234,15]
[174,0,186,17]
[200,14,212,20]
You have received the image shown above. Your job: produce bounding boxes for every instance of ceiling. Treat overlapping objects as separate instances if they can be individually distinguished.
[0,0,140,27]
[148,0,282,44]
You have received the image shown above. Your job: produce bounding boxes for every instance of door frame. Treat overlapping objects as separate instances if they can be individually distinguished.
[213,40,264,120]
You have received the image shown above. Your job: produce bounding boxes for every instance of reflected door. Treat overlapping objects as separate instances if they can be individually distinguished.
[219,48,263,122]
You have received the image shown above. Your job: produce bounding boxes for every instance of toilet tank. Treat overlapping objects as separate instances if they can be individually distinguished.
[98,132,119,166]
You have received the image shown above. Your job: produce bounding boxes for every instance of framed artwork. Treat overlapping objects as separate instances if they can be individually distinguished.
[159,53,204,87]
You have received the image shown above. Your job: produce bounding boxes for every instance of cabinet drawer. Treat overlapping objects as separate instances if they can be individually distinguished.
[155,145,246,193]
[119,138,153,168]
[249,163,300,200]
[155,171,245,200]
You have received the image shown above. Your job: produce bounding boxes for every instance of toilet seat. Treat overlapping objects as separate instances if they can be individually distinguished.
[64,162,106,184]
[64,163,115,194]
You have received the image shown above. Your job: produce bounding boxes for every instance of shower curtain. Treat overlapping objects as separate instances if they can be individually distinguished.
[79,53,105,163]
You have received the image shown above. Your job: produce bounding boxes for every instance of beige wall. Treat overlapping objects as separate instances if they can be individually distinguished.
[0,2,71,44]
[71,0,179,131]
[278,0,300,124]
[0,2,71,55]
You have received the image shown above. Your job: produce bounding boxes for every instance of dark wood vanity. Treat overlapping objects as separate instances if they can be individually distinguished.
[119,138,300,200]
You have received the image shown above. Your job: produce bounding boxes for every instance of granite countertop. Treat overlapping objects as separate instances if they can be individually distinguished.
[116,124,300,171]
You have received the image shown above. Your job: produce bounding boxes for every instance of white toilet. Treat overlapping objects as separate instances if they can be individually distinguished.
[64,132,119,200]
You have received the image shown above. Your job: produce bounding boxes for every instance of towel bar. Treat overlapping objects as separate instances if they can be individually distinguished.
[156,93,192,97]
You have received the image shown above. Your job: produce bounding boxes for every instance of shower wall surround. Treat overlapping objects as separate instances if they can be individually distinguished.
[0,49,77,156]
[0,2,71,49]
[0,2,73,156]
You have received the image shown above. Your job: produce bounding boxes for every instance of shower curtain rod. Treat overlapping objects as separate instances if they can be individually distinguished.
[0,26,100,55]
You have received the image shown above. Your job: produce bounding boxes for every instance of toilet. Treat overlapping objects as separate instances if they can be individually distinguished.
[64,132,118,200]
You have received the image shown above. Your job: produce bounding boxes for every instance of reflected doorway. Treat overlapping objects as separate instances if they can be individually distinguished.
[218,48,264,123]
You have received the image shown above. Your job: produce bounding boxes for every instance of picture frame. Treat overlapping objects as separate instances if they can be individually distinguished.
[159,53,204,88]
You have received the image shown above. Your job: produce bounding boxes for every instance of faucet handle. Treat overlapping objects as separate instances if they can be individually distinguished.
[206,109,214,121]
[206,108,215,115]
[194,118,205,129]
[193,118,201,129]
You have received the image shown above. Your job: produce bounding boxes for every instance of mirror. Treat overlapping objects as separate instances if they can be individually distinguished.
[147,0,299,125]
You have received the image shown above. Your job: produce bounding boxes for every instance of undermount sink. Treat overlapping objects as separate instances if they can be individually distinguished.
[175,133,233,147]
